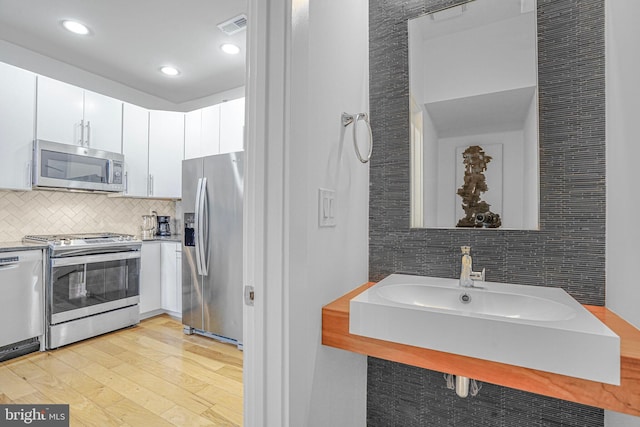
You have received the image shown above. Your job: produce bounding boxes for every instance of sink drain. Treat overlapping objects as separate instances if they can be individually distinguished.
[459,293,472,304]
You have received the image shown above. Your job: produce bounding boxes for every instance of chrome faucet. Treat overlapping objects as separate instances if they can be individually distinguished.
[459,246,485,287]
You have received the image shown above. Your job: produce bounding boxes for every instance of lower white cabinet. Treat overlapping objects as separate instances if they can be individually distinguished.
[140,241,182,319]
[139,242,162,316]
[161,241,182,317]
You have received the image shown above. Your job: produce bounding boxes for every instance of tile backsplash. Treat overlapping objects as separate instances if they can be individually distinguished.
[0,189,176,241]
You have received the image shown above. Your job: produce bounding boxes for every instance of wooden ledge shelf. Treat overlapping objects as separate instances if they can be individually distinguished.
[322,282,640,416]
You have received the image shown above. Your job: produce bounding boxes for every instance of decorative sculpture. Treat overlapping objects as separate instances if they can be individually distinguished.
[456,145,501,228]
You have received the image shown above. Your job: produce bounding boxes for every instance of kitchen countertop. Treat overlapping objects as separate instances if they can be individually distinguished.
[141,235,182,243]
[0,241,48,253]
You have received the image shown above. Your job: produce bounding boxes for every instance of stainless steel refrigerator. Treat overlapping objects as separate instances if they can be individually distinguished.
[182,151,243,345]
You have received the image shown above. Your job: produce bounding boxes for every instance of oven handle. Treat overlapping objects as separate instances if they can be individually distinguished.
[51,251,140,267]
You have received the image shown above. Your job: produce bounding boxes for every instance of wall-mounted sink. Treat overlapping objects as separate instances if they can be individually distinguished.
[350,274,620,384]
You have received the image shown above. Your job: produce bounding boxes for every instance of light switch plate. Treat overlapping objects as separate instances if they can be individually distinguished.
[318,188,336,227]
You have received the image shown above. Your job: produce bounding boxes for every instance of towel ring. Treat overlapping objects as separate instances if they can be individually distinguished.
[342,112,373,164]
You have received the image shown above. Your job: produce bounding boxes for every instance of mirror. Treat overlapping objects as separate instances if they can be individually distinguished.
[409,0,539,229]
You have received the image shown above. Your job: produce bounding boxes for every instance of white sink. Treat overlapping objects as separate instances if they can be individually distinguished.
[350,274,620,384]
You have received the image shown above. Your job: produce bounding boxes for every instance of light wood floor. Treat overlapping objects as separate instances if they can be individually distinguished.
[0,315,243,426]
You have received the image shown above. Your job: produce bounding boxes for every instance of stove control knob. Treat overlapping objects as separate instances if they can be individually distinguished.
[53,239,61,246]
[118,236,124,241]
[125,235,132,241]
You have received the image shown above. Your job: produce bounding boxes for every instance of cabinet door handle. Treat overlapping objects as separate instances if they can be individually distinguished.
[78,119,85,146]
[26,161,32,188]
[149,174,154,196]
[85,120,91,146]
[124,171,128,194]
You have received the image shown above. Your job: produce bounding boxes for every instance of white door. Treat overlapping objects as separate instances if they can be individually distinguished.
[122,103,150,197]
[201,104,222,156]
[176,247,182,316]
[36,76,84,145]
[160,242,182,317]
[148,110,184,198]
[220,98,245,153]
[184,109,203,160]
[0,62,36,190]
[83,89,123,152]
[140,242,162,316]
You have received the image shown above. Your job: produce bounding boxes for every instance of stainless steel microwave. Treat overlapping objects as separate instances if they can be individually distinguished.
[32,139,124,192]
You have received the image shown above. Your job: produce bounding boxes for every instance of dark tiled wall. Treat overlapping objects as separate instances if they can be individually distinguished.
[368,0,605,425]
[368,358,604,427]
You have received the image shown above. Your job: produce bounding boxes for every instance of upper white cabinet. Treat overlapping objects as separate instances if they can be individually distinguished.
[185,109,204,160]
[83,89,123,153]
[122,103,150,197]
[0,61,243,198]
[184,98,244,159]
[36,76,122,153]
[0,62,36,190]
[202,104,222,155]
[219,98,245,153]
[148,110,184,198]
[185,104,221,159]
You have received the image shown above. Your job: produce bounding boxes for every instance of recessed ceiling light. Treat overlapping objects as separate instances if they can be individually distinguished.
[61,20,90,35]
[160,66,180,76]
[221,43,240,55]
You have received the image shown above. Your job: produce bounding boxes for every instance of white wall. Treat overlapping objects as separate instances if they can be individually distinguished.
[605,0,640,332]
[287,0,369,426]
[605,0,640,425]
[422,13,536,103]
[436,130,524,228]
[422,109,439,225]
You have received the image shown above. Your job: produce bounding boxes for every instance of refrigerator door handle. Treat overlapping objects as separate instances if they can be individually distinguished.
[195,177,204,275]
[200,177,210,276]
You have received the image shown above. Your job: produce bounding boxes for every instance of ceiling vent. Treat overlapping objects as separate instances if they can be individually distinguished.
[217,14,247,36]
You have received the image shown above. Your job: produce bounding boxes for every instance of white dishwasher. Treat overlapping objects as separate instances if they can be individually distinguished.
[0,249,44,361]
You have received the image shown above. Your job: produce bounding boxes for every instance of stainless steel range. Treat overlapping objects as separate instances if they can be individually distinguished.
[23,233,141,349]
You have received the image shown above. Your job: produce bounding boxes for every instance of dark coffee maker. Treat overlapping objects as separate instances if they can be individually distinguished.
[156,215,172,236]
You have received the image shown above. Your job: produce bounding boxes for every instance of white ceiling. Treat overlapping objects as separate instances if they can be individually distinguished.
[0,0,247,106]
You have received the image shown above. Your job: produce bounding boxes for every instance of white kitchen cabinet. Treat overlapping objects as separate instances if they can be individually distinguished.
[201,104,222,156]
[83,89,123,153]
[122,103,150,197]
[148,110,184,198]
[140,242,162,317]
[0,62,36,190]
[161,242,182,317]
[36,76,83,145]
[184,105,221,159]
[185,109,203,160]
[36,76,122,152]
[219,97,245,153]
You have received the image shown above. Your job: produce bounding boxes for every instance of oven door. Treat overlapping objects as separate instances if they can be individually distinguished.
[49,251,140,324]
